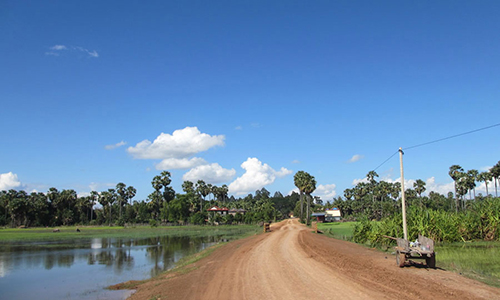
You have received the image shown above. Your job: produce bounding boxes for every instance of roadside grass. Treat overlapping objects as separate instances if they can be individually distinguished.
[317,222,356,241]
[435,241,500,288]
[316,222,500,288]
[0,224,261,243]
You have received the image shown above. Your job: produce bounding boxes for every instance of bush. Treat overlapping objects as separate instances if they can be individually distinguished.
[149,219,158,227]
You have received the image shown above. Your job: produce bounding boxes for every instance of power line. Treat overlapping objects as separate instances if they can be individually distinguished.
[403,122,500,151]
[371,122,500,172]
[373,151,398,171]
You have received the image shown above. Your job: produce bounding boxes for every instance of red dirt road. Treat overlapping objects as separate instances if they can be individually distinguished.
[122,219,500,300]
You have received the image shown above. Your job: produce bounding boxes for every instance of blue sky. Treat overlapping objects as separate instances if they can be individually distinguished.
[1,1,499,201]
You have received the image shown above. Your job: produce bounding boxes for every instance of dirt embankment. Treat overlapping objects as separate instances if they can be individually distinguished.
[114,219,500,300]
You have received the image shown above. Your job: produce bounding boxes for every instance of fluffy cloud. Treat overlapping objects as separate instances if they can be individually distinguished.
[104,141,126,150]
[315,184,337,200]
[127,127,225,160]
[156,157,207,170]
[228,158,292,195]
[0,172,22,190]
[183,163,236,184]
[348,154,364,163]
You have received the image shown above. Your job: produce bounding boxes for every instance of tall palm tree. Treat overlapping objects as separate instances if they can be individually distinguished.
[116,182,127,219]
[478,171,492,197]
[467,169,478,200]
[449,165,464,212]
[89,191,98,221]
[293,171,308,222]
[303,173,317,226]
[490,161,500,197]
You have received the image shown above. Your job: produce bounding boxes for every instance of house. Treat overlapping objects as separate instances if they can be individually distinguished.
[325,208,341,222]
[207,206,229,215]
[228,208,246,216]
[311,212,326,223]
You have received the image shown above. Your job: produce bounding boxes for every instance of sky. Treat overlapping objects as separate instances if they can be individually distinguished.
[1,1,500,201]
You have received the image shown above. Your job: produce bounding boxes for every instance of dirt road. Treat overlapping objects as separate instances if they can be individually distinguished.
[120,219,500,299]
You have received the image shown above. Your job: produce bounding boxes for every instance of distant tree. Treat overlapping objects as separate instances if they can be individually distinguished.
[478,171,493,197]
[449,165,464,212]
[294,171,308,222]
[490,161,500,197]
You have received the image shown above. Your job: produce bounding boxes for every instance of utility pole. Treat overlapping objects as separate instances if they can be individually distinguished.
[399,147,408,241]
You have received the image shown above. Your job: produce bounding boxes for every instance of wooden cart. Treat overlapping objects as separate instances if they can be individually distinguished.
[395,234,435,268]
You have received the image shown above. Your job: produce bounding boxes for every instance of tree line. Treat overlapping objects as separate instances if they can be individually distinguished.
[0,171,300,227]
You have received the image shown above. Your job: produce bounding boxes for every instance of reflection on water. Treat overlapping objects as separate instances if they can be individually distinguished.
[0,235,226,300]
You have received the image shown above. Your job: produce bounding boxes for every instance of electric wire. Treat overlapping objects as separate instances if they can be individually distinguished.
[370,122,500,173]
[403,122,500,151]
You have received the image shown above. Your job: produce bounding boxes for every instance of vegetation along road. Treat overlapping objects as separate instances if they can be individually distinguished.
[114,219,500,300]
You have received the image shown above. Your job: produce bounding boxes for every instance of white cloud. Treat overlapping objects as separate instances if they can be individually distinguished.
[74,46,99,58]
[315,184,337,200]
[127,127,225,160]
[0,172,21,190]
[348,154,364,163]
[228,158,292,195]
[292,160,300,164]
[235,126,242,130]
[89,182,115,192]
[183,163,236,184]
[50,45,67,50]
[104,141,127,150]
[156,157,207,170]
[46,45,98,58]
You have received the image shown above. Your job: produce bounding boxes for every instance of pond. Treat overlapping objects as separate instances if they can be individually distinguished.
[0,235,226,300]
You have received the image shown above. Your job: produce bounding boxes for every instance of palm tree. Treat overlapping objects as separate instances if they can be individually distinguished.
[89,191,98,221]
[293,171,308,222]
[467,169,478,200]
[116,182,126,219]
[449,165,464,212]
[490,161,500,197]
[478,171,492,197]
[303,173,317,226]
[196,180,209,211]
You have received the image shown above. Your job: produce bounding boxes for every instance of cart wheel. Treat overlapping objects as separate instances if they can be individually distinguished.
[426,254,436,268]
[396,251,406,268]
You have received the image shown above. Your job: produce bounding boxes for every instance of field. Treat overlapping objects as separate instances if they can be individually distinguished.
[0,224,261,243]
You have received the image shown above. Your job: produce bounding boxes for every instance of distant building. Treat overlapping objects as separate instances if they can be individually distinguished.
[207,206,229,215]
[311,212,326,223]
[228,208,246,216]
[325,208,341,222]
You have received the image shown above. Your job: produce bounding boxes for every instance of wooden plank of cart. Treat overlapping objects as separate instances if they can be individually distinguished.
[394,235,436,268]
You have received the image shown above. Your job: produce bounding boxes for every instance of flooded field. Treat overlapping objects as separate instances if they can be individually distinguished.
[0,235,225,300]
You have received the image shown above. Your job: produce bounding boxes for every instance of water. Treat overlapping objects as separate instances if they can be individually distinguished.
[0,235,224,300]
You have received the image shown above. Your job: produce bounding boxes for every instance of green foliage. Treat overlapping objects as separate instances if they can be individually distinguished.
[352,198,500,247]
[149,219,158,227]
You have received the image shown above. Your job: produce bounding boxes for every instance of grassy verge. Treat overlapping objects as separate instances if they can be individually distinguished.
[316,222,500,287]
[317,222,356,241]
[0,224,261,243]
[435,241,500,288]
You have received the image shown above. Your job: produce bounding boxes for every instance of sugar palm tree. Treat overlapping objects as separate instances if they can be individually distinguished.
[490,161,500,197]
[449,165,464,212]
[467,169,478,200]
[478,171,492,197]
[303,173,317,226]
[294,171,308,222]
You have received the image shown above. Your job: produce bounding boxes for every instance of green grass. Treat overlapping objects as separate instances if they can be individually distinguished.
[436,241,500,288]
[0,224,260,243]
[317,222,356,241]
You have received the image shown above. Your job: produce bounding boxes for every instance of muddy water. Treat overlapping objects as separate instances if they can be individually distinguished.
[0,235,224,300]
